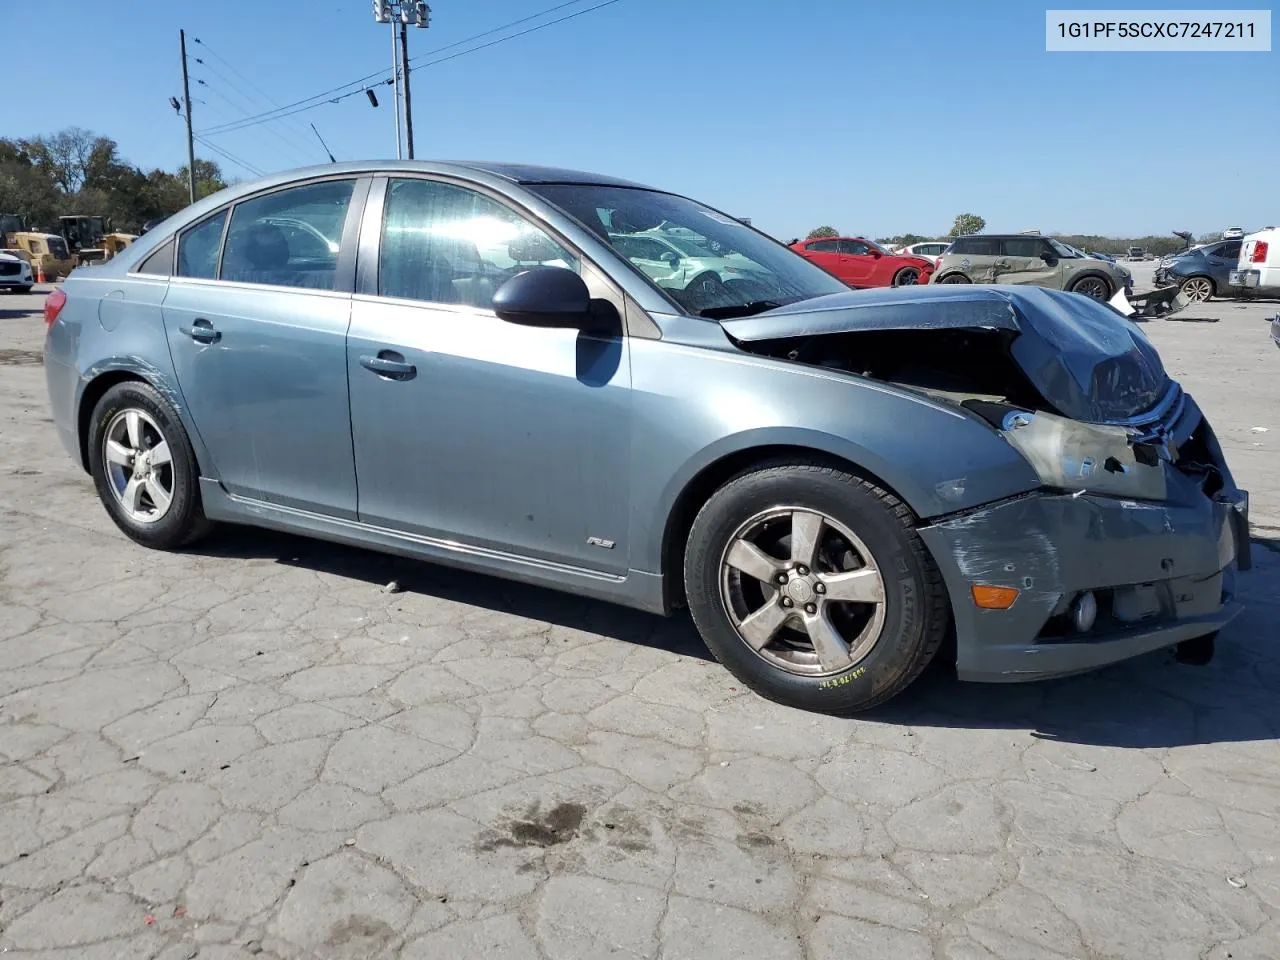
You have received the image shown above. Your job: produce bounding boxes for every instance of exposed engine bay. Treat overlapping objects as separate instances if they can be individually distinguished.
[723,293,1233,510]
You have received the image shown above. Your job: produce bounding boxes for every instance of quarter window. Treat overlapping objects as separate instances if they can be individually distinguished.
[135,238,175,276]
[379,178,577,308]
[220,179,355,289]
[177,210,228,280]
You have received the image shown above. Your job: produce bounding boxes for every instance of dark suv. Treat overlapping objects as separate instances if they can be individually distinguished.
[931,235,1133,302]
[1153,239,1243,302]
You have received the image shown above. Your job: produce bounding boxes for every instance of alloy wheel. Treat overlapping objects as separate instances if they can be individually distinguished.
[102,408,175,524]
[1180,277,1213,302]
[894,268,921,286]
[1073,276,1110,301]
[718,507,886,677]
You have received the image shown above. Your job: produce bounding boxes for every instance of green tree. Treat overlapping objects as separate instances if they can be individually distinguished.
[807,225,839,239]
[175,159,229,201]
[950,213,985,237]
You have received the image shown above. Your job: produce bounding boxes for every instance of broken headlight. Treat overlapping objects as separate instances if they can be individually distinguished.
[964,401,1167,500]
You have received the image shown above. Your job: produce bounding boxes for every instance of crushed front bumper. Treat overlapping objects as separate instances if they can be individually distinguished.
[919,479,1249,683]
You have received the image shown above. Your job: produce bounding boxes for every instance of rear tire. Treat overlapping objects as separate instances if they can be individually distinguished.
[88,380,213,550]
[683,460,949,714]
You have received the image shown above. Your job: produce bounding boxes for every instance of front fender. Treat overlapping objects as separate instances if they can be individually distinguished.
[627,337,1041,573]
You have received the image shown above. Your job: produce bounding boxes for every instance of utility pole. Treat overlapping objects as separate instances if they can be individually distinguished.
[399,19,414,158]
[389,20,403,159]
[179,29,196,203]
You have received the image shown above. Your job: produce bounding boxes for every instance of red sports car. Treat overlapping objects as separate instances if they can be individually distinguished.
[790,236,934,288]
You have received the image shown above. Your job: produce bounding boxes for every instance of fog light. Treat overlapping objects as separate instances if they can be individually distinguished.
[1071,591,1098,633]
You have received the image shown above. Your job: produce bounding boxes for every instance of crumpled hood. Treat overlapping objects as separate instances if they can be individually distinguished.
[720,285,1170,424]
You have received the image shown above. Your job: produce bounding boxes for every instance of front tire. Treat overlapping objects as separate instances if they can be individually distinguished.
[1178,275,1214,302]
[1067,274,1114,301]
[88,380,213,550]
[891,266,921,287]
[683,461,949,713]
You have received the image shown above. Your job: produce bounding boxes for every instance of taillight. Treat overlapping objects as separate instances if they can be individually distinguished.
[1251,241,1269,264]
[43,288,66,329]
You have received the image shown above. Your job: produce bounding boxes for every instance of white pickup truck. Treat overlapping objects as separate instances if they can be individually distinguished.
[1230,226,1279,297]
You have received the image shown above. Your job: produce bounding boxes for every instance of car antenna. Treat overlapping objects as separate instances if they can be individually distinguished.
[310,123,337,163]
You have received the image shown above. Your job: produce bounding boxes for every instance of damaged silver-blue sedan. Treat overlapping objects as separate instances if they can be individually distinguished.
[43,161,1250,713]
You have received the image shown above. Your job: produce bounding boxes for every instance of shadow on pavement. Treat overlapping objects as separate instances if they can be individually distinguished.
[190,525,716,664]
[189,526,1280,751]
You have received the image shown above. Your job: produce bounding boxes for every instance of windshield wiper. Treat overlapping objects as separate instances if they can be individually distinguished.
[699,300,784,320]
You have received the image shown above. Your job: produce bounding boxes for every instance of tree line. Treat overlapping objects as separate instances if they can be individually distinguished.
[0,127,230,235]
[808,213,1226,257]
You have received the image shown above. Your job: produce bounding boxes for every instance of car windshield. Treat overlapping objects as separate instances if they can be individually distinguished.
[530,184,848,317]
[1047,238,1078,258]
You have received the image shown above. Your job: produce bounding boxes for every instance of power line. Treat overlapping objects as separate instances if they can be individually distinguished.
[197,0,623,137]
[191,39,329,160]
[193,135,265,178]
[194,76,316,167]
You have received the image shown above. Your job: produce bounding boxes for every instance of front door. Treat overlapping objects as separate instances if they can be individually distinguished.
[161,177,365,517]
[345,176,633,573]
[834,239,879,286]
[995,237,1063,287]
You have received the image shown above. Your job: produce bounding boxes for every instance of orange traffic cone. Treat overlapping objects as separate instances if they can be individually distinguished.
[35,263,46,284]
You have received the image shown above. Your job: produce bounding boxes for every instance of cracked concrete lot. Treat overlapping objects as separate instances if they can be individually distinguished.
[2,285,1279,959]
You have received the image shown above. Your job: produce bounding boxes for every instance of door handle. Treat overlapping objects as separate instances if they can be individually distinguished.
[183,318,221,343]
[359,351,417,380]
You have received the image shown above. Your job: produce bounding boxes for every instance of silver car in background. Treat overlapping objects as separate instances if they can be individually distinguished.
[43,160,1250,713]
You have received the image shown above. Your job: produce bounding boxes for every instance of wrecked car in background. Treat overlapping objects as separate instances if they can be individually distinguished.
[44,160,1250,714]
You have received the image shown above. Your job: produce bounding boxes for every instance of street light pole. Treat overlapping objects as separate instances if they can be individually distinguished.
[372,1,429,160]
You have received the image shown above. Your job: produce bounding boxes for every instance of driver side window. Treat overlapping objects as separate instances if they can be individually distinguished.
[379,178,578,309]
[838,239,871,255]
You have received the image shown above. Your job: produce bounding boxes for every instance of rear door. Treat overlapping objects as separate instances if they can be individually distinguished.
[161,176,369,517]
[800,239,846,280]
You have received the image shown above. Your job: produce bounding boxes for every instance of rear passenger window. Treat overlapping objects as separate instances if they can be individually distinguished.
[951,237,998,256]
[135,239,174,276]
[807,240,838,253]
[177,211,228,279]
[220,179,355,290]
[1001,238,1042,258]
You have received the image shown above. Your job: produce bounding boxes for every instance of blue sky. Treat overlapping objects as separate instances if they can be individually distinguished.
[2,0,1272,239]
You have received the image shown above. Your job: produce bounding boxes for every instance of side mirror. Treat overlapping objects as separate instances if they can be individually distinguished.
[1041,253,1058,264]
[493,266,592,328]
[658,250,681,267]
